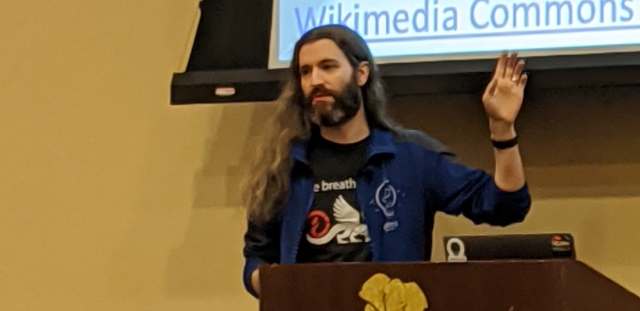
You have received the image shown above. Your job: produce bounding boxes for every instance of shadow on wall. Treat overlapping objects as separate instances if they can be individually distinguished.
[163,102,277,298]
[190,103,277,209]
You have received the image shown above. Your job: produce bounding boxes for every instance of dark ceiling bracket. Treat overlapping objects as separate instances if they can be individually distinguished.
[171,51,640,105]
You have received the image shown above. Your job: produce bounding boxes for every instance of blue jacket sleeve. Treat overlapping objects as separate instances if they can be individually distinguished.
[242,216,281,298]
[427,153,531,226]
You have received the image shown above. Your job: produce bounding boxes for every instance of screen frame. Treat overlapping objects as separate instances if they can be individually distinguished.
[267,0,640,70]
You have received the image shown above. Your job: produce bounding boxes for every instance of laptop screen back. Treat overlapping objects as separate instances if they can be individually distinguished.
[443,233,576,262]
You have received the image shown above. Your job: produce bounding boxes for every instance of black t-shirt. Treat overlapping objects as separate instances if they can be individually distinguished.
[296,135,373,263]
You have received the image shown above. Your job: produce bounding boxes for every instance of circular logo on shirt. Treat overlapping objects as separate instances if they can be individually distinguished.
[306,210,331,238]
[375,180,397,217]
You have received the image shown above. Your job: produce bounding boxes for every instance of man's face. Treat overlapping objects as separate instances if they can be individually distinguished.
[298,39,366,127]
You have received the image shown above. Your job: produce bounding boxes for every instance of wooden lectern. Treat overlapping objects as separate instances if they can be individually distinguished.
[259,260,640,311]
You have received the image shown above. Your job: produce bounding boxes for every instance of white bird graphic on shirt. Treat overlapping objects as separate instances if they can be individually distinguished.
[333,195,360,223]
[306,195,371,245]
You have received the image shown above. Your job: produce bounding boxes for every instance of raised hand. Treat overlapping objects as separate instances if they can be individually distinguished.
[482,52,528,137]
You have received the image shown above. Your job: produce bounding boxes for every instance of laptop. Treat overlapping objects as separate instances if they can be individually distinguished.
[443,233,576,262]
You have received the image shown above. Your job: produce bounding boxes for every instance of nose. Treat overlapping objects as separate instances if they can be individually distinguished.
[310,67,323,87]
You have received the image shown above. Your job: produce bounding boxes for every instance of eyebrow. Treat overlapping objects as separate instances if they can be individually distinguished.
[299,58,339,69]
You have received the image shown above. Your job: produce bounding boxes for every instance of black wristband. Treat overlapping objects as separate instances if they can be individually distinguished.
[491,136,518,150]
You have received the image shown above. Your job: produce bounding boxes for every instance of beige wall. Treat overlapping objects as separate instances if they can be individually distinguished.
[0,1,638,310]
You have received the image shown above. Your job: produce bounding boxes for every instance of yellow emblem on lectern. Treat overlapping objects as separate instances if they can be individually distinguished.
[358,273,429,311]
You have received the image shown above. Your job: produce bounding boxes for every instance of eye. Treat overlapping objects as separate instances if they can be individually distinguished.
[321,63,336,71]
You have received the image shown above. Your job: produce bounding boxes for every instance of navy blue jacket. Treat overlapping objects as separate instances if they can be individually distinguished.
[242,128,531,297]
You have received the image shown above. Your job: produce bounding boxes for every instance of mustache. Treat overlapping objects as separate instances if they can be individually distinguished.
[309,87,336,98]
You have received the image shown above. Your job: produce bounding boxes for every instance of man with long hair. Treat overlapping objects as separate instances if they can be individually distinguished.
[241,24,531,298]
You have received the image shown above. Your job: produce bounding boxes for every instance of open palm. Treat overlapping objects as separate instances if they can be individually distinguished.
[482,52,528,125]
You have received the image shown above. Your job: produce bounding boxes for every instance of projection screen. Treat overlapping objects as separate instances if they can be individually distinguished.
[268,0,640,69]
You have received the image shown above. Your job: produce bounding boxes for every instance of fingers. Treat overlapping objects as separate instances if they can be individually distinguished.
[493,51,508,79]
[518,73,528,88]
[494,51,526,80]
[487,51,527,97]
[505,52,517,80]
[513,60,525,80]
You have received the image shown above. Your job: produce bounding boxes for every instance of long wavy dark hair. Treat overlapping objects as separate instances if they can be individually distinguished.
[242,24,404,224]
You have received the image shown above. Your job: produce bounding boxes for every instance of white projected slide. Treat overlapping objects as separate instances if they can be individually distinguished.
[268,0,640,69]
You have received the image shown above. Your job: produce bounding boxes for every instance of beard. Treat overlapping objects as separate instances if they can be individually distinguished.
[303,77,362,128]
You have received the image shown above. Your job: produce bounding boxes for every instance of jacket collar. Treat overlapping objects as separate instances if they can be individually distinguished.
[290,128,397,165]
